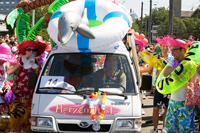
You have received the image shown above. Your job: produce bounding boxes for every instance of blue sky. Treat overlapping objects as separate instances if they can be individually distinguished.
[122,0,200,18]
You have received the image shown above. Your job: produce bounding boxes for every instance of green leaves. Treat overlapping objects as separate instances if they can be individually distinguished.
[133,7,200,39]
[6,7,24,29]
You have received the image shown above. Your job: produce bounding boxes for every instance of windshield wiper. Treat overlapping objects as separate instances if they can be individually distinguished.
[76,88,128,100]
[75,88,95,99]
[105,92,128,100]
[39,87,87,99]
[40,87,75,92]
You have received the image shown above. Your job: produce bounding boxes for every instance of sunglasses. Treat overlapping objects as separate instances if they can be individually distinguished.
[170,48,182,52]
[26,48,38,52]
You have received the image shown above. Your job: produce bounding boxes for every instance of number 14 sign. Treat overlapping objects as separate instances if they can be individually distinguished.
[40,76,65,88]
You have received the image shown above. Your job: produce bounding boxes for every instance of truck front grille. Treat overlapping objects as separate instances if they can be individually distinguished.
[58,123,111,132]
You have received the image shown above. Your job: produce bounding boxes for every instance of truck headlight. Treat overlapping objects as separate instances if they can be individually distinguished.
[116,119,141,129]
[31,116,53,128]
[116,120,133,129]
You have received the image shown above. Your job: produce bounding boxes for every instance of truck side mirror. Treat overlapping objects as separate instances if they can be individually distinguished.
[140,75,152,90]
[28,72,37,89]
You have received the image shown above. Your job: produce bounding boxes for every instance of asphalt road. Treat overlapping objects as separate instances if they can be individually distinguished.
[141,91,200,133]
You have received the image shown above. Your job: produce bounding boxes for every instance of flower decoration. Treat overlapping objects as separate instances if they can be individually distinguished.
[4,79,14,88]
[88,91,107,131]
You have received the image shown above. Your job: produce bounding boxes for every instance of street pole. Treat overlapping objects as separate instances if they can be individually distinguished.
[140,2,143,34]
[145,19,147,37]
[169,0,174,36]
[179,21,181,37]
[32,10,35,27]
[148,0,152,44]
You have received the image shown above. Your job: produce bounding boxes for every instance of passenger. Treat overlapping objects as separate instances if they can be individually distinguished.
[63,54,95,90]
[91,55,126,91]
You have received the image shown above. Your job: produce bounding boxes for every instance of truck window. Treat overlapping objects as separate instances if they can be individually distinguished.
[38,53,135,94]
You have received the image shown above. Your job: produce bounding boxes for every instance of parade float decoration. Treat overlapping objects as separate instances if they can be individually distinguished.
[133,31,148,51]
[140,35,169,71]
[140,49,168,71]
[156,41,200,94]
[6,0,69,47]
[88,91,107,131]
[48,0,132,51]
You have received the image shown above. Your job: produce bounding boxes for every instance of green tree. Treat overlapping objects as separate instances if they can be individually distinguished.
[157,17,187,38]
[27,6,50,41]
[133,7,169,39]
[152,7,169,25]
[183,17,200,40]
[131,20,139,32]
[191,8,200,18]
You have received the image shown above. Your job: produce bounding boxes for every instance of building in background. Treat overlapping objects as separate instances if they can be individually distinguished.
[130,12,138,21]
[181,11,194,19]
[151,25,159,43]
[174,0,181,18]
[0,14,6,24]
[0,0,21,16]
[0,14,8,36]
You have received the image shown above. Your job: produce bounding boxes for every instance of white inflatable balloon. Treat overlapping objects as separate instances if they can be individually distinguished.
[47,0,132,52]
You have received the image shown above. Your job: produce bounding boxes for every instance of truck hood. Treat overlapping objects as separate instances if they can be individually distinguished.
[34,94,141,119]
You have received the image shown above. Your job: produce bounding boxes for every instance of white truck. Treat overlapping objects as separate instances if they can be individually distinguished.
[29,0,152,132]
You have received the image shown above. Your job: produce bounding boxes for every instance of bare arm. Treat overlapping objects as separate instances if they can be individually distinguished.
[196,63,200,76]
[6,62,21,75]
[140,65,153,73]
[163,66,176,77]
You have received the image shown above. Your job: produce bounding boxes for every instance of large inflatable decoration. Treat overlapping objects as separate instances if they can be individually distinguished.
[133,31,148,51]
[140,50,168,71]
[156,42,200,94]
[134,32,148,45]
[7,0,132,51]
[6,0,70,45]
[48,0,132,51]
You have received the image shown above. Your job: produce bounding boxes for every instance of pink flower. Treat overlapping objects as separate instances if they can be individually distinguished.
[4,79,14,87]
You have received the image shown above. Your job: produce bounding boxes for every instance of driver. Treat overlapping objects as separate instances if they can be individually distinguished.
[91,55,126,91]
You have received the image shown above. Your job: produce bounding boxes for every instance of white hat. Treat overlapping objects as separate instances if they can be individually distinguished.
[11,46,18,53]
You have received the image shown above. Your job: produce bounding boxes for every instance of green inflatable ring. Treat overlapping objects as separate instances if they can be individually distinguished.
[156,42,200,94]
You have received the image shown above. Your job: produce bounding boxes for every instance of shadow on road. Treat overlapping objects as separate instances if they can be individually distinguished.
[142,105,153,108]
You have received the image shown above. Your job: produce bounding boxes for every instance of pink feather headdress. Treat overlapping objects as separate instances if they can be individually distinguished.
[156,35,169,46]
[135,39,145,51]
[166,37,188,50]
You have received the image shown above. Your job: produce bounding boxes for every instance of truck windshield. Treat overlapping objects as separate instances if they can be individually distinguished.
[38,53,135,94]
